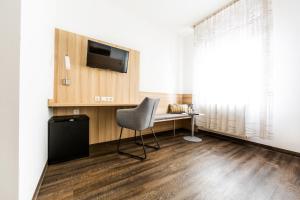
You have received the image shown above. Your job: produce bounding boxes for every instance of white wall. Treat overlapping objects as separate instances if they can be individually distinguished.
[55,0,182,94]
[0,0,20,199]
[19,0,55,199]
[180,34,194,94]
[181,0,300,153]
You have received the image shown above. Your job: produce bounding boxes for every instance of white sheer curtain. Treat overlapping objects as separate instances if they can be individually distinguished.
[193,0,273,138]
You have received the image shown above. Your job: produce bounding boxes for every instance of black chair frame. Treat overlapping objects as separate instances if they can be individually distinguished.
[117,127,160,160]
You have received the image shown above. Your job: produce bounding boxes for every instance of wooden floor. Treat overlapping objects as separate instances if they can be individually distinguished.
[37,130,300,200]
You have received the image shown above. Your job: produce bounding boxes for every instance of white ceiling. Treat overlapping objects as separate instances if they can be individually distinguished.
[110,0,232,34]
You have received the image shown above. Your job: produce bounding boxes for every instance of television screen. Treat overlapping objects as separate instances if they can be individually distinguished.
[86,40,129,73]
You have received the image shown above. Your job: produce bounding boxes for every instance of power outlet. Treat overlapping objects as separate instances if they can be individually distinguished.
[107,97,114,102]
[94,96,101,102]
[73,109,80,115]
[101,96,114,102]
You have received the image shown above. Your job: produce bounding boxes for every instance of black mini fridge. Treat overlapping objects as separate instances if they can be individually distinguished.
[48,115,89,164]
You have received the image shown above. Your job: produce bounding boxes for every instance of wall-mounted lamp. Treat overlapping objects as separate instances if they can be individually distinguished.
[65,55,71,70]
[62,54,71,86]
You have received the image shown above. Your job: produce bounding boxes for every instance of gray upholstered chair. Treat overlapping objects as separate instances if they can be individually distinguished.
[116,97,160,160]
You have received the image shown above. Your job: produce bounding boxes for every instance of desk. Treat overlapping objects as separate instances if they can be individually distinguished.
[48,100,139,144]
[48,99,138,108]
[48,98,192,144]
[48,102,138,108]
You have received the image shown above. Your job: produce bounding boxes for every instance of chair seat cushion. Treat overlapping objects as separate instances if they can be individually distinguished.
[155,113,191,122]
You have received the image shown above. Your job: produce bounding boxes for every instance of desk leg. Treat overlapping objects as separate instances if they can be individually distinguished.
[183,115,202,142]
[173,120,176,136]
[191,115,195,137]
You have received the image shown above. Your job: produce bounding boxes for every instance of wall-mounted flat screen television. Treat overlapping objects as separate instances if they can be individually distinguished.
[86,40,129,73]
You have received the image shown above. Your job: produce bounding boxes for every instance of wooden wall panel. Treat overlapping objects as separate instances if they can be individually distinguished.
[139,92,183,114]
[53,107,134,144]
[51,28,194,144]
[182,94,192,104]
[182,94,193,130]
[52,93,192,144]
[53,29,139,105]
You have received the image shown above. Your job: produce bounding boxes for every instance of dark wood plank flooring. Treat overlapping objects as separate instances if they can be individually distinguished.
[37,130,300,200]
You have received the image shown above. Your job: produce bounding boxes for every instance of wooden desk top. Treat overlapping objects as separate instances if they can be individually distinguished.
[48,100,138,108]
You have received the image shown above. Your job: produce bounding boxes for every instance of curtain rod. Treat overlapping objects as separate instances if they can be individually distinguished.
[193,0,240,28]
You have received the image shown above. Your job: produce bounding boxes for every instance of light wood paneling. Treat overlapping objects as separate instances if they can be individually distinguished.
[52,93,191,144]
[51,29,194,144]
[48,102,137,107]
[53,107,131,144]
[52,29,139,105]
[182,94,192,104]
[139,92,183,114]
[181,94,193,130]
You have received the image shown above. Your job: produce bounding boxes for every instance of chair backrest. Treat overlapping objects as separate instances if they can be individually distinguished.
[136,97,160,129]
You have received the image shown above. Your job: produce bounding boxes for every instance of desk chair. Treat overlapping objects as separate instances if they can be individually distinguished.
[116,97,160,160]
